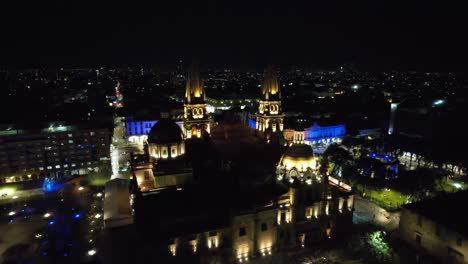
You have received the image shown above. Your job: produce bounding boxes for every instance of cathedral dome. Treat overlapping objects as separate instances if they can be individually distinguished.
[278,144,319,182]
[147,120,183,144]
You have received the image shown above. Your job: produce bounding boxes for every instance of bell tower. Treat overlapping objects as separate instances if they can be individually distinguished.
[255,65,284,133]
[183,63,211,138]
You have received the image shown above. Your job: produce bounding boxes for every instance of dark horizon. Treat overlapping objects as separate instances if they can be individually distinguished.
[1,1,467,73]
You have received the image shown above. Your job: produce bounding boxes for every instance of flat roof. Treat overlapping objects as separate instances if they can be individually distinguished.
[403,190,468,237]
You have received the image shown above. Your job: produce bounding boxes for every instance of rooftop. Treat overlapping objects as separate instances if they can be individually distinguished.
[403,190,468,237]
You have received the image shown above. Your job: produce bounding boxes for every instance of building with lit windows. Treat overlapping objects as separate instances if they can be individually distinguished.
[255,65,284,134]
[125,117,184,145]
[129,132,353,262]
[130,119,192,191]
[0,122,111,183]
[283,123,346,146]
[275,144,353,249]
[183,63,212,139]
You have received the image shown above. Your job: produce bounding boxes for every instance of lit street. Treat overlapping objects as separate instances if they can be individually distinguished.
[353,196,400,231]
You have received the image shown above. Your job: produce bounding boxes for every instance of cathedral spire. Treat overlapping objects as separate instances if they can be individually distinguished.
[261,64,281,101]
[182,62,211,139]
[185,62,205,104]
[255,64,284,134]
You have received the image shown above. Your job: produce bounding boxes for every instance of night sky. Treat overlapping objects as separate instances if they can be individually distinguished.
[1,1,467,71]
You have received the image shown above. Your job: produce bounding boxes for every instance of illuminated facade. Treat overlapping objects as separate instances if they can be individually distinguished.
[255,65,284,133]
[0,123,111,183]
[147,120,185,160]
[132,143,353,262]
[125,117,184,145]
[183,63,211,139]
[275,143,354,249]
[131,119,192,191]
[283,123,346,146]
[276,144,320,183]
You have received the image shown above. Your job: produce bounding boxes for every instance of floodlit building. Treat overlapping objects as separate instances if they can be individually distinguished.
[0,122,111,183]
[131,139,353,262]
[131,119,193,191]
[182,63,212,139]
[275,144,353,249]
[283,123,346,146]
[400,191,468,264]
[255,65,285,134]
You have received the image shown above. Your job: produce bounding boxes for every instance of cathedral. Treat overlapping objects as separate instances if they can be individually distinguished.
[255,65,285,134]
[121,64,354,263]
[182,63,211,139]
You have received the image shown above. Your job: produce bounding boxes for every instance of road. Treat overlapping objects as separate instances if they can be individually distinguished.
[110,117,141,180]
[398,154,464,175]
[353,196,400,231]
[0,188,44,205]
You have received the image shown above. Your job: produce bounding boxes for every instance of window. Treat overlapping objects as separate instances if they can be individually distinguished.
[417,215,423,227]
[261,223,267,231]
[239,227,246,237]
[415,234,422,245]
[280,212,286,222]
[457,237,462,246]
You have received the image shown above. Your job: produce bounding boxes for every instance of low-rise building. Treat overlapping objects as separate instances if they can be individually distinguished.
[399,191,468,264]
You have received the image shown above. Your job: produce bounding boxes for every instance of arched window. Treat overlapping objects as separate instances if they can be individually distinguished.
[289,169,298,178]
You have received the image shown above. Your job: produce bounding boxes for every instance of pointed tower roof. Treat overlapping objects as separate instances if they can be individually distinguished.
[185,63,206,104]
[261,65,281,101]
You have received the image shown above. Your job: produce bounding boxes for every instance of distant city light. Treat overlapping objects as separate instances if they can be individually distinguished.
[8,211,15,216]
[452,182,463,189]
[48,220,55,225]
[94,214,101,219]
[43,213,51,218]
[12,195,18,199]
[88,249,97,256]
[96,192,102,197]
[74,213,81,219]
[432,99,445,106]
[78,186,84,191]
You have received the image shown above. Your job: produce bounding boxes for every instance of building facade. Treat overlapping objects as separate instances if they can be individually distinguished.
[131,119,192,191]
[255,65,284,133]
[183,63,211,139]
[283,123,346,146]
[129,142,353,262]
[0,123,111,183]
[399,191,468,264]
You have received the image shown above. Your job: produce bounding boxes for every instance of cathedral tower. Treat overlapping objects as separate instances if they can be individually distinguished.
[183,63,211,138]
[256,65,285,133]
